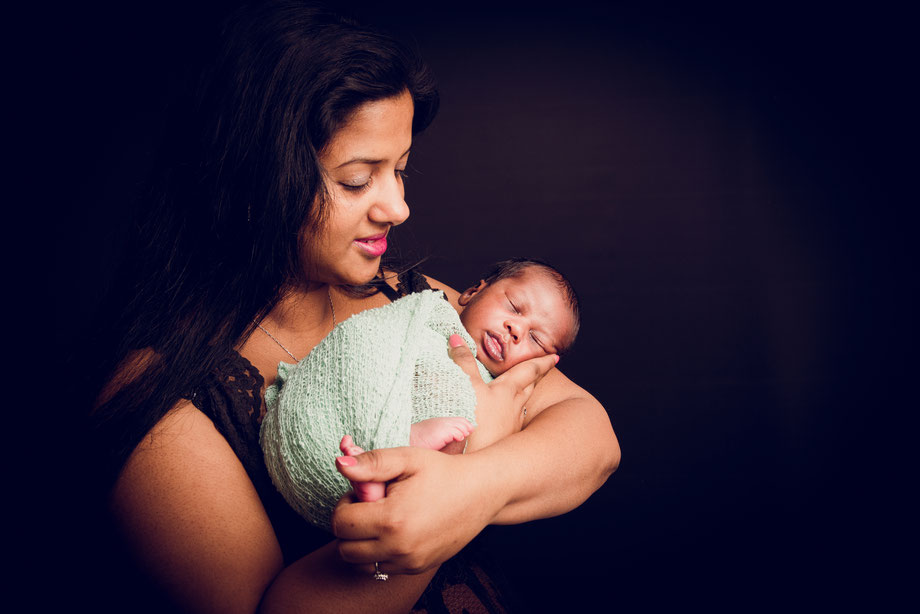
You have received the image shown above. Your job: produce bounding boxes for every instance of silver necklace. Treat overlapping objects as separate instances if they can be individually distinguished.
[255,287,337,361]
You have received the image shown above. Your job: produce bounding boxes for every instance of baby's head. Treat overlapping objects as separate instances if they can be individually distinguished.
[458,258,580,376]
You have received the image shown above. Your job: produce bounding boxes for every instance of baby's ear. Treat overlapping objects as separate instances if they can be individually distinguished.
[457,280,487,306]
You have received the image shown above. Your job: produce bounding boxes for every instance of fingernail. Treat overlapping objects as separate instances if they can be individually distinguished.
[336,456,357,467]
[449,334,464,348]
[554,355,560,364]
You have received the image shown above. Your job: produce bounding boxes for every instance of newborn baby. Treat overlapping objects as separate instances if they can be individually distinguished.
[261,258,579,529]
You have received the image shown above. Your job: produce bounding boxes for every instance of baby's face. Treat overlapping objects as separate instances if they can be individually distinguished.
[458,269,574,376]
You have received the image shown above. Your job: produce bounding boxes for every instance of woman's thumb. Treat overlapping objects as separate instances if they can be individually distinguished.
[447,333,481,379]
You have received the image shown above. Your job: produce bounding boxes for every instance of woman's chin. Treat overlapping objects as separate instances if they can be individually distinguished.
[333,261,381,286]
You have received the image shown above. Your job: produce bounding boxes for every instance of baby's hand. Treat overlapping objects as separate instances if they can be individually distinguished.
[409,417,474,452]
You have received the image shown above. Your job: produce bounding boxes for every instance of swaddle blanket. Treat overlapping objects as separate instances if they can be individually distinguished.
[261,289,493,530]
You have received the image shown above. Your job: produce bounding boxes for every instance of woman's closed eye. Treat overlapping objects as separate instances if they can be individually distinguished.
[341,177,371,192]
[342,168,406,191]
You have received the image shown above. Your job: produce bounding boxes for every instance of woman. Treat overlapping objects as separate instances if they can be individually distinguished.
[87,3,620,612]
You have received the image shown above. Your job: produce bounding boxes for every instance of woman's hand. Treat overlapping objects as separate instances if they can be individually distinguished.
[331,340,557,575]
[332,447,488,575]
[447,334,558,452]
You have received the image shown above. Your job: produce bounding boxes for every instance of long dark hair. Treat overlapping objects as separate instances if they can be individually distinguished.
[83,1,439,485]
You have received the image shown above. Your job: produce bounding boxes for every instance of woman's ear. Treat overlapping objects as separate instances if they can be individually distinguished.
[457,280,486,306]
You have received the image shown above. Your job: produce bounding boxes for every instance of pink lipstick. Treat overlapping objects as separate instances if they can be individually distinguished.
[354,232,388,257]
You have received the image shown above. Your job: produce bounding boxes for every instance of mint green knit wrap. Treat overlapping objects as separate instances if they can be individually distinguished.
[260,290,493,530]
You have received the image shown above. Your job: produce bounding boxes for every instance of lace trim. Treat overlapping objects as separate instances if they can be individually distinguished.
[396,268,433,297]
[215,352,267,424]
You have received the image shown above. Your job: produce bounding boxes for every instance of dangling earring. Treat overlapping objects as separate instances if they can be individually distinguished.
[247,203,252,223]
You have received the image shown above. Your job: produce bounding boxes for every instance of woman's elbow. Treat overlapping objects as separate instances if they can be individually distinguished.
[582,415,619,487]
[579,412,621,488]
[573,398,621,482]
[577,423,620,507]
[588,402,621,480]
[604,430,621,477]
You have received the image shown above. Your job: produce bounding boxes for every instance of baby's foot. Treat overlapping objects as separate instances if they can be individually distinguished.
[409,417,474,451]
[339,435,386,502]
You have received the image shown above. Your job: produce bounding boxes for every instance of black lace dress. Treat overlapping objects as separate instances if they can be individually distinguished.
[190,270,515,613]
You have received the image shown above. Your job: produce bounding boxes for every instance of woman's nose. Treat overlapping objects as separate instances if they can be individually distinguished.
[369,177,410,226]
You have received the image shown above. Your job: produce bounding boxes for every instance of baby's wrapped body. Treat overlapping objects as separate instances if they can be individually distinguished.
[261,290,492,529]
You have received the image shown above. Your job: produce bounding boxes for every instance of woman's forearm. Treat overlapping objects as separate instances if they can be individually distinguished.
[331,368,620,575]
[261,542,435,614]
[468,393,620,526]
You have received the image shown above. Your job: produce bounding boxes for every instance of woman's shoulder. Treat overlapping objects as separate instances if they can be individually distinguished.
[117,399,234,480]
[375,268,462,310]
[419,274,461,308]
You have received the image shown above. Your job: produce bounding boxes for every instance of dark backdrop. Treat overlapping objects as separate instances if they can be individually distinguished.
[34,1,912,612]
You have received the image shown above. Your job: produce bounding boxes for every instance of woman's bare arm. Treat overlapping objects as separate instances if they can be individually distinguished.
[430,274,620,521]
[334,356,619,569]
[333,276,620,570]
[334,398,618,574]
[470,365,620,524]
[111,402,434,614]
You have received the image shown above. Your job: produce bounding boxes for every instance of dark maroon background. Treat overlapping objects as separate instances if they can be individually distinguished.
[30,1,912,611]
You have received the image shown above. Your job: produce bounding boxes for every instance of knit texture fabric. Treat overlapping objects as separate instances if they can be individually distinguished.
[261,290,493,530]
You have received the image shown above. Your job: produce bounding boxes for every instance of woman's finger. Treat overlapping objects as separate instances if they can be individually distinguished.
[333,446,447,535]
[335,535,385,565]
[334,446,425,485]
[493,353,558,398]
[334,449,491,576]
[337,537,428,576]
[332,493,389,540]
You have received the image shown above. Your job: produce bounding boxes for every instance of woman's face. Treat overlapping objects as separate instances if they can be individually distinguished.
[306,90,414,285]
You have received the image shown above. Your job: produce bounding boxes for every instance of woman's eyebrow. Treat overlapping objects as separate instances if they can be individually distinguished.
[334,157,382,168]
[334,147,412,169]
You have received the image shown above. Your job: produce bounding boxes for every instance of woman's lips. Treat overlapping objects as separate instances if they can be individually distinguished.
[482,331,505,362]
[354,233,388,257]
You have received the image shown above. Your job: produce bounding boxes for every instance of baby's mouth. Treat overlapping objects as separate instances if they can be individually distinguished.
[482,331,505,362]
